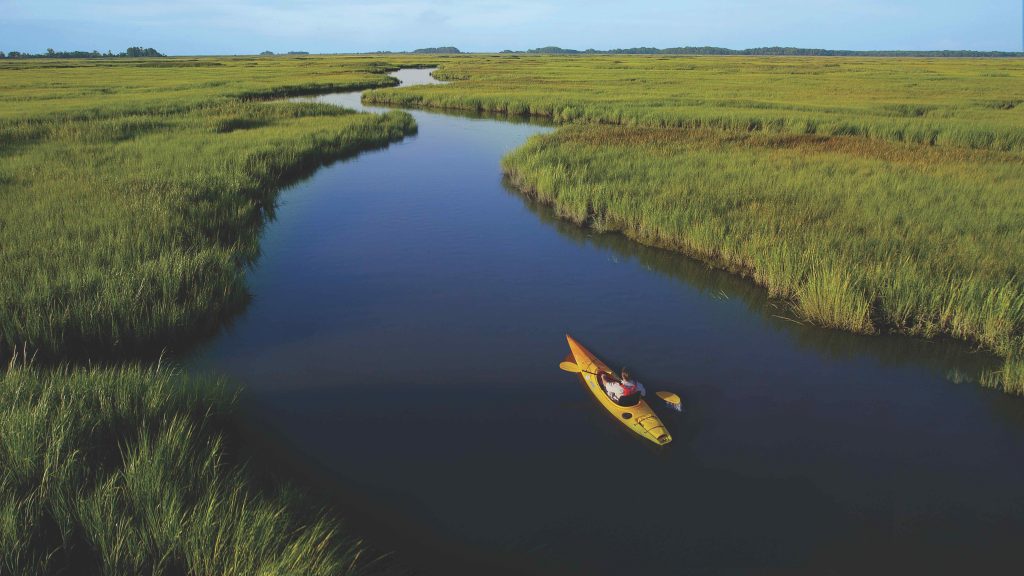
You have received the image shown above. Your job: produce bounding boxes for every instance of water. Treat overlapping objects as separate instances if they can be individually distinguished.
[189,70,1024,575]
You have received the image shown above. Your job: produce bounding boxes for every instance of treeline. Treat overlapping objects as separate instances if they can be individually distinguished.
[515,46,1023,57]
[369,47,462,54]
[413,46,461,54]
[1,46,164,59]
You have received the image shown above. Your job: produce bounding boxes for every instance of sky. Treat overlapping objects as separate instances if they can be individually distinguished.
[1,0,1021,55]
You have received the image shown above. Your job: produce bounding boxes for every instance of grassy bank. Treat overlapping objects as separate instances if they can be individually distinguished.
[367,55,1024,391]
[1,57,418,359]
[0,364,373,575]
[502,125,1024,390]
[365,55,1024,152]
[0,56,426,572]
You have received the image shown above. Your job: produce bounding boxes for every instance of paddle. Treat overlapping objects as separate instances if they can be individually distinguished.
[656,391,683,412]
[560,361,682,411]
[559,361,592,374]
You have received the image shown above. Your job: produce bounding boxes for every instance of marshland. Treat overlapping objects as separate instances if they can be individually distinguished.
[364,55,1024,391]
[0,56,420,574]
[2,51,1024,576]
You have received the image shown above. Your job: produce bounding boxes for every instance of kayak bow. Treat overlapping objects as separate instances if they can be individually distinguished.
[563,334,672,446]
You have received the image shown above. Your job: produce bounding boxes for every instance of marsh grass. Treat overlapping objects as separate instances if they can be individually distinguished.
[365,55,1024,152]
[0,58,418,360]
[0,56,428,573]
[502,124,1024,391]
[982,357,1024,395]
[370,54,1024,392]
[0,363,374,575]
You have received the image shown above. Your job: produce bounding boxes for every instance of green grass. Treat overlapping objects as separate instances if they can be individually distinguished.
[2,52,1021,572]
[366,55,1024,392]
[0,56,433,573]
[0,56,409,121]
[0,57,418,359]
[0,363,375,575]
[365,55,1024,151]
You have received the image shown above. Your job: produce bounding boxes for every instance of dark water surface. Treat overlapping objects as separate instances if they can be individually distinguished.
[189,69,1024,575]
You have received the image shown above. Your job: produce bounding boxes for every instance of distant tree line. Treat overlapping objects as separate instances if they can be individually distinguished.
[365,47,462,55]
[0,47,164,59]
[413,46,461,54]
[519,46,1023,57]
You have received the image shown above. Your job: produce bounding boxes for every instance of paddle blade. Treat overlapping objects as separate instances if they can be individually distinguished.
[559,361,582,373]
[656,391,683,412]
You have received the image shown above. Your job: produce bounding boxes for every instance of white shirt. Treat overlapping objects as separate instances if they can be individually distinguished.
[602,375,645,400]
[604,378,627,401]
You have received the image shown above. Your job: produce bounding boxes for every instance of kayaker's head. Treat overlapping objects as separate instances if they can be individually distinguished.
[621,368,630,382]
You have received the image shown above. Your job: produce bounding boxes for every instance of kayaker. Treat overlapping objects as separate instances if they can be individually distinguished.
[619,369,647,398]
[599,370,646,405]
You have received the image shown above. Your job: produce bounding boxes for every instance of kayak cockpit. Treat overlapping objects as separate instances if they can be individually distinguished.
[598,372,644,406]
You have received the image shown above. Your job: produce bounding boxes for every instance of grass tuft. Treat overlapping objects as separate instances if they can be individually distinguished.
[797,266,875,333]
[0,364,372,575]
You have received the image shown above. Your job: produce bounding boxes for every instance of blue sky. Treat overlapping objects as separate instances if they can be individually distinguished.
[1,0,1020,55]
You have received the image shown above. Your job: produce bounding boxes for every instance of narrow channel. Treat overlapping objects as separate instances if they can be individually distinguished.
[188,69,1024,575]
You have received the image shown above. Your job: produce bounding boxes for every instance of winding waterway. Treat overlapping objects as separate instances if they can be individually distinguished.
[189,69,1024,575]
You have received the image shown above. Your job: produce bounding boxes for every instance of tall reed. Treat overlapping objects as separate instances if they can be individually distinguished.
[0,364,373,575]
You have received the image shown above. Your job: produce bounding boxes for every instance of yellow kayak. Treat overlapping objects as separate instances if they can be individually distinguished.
[564,334,672,446]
